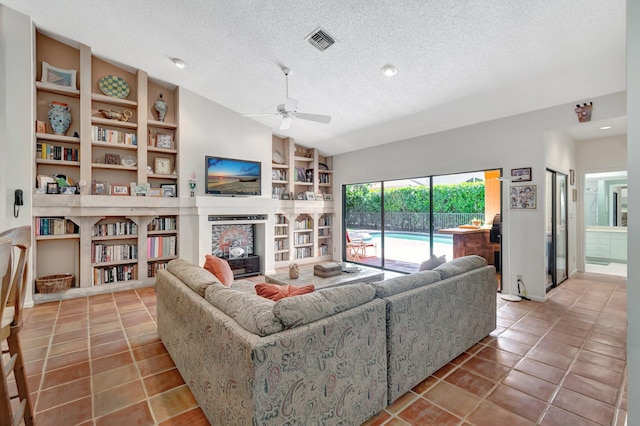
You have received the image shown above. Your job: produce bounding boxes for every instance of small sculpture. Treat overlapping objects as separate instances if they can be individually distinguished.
[154,93,168,122]
[289,263,299,279]
[99,109,132,122]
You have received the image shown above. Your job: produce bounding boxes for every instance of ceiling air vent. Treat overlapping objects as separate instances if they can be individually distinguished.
[306,27,337,52]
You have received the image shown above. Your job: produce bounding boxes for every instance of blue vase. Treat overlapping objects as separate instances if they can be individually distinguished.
[48,102,72,135]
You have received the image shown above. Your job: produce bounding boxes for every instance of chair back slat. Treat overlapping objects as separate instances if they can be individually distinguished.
[0,226,31,328]
[0,239,12,338]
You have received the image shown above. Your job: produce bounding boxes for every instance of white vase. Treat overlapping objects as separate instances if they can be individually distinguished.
[154,93,168,122]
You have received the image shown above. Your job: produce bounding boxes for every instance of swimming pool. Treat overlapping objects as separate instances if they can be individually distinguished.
[368,231,453,245]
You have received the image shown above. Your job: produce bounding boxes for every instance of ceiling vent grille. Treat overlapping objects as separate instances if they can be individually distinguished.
[306,27,336,52]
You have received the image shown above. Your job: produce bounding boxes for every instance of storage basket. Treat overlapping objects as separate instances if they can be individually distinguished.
[35,274,73,293]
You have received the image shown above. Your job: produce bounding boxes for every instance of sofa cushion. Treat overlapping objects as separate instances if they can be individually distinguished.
[167,258,220,297]
[433,255,487,279]
[418,254,446,271]
[204,283,283,336]
[273,283,375,328]
[203,254,234,287]
[370,270,441,298]
[255,283,315,301]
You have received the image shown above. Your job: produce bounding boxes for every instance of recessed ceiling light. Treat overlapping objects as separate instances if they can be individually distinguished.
[172,58,187,69]
[381,64,397,77]
[600,126,612,130]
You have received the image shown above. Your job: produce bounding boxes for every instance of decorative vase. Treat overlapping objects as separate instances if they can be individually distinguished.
[48,101,72,135]
[154,93,168,122]
[289,263,299,279]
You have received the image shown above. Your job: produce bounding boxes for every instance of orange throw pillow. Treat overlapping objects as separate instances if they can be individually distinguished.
[255,283,315,301]
[203,255,234,287]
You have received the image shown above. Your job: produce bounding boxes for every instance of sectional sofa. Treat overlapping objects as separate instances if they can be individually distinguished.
[156,255,497,425]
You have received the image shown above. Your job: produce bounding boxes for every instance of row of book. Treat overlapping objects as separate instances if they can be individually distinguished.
[318,215,331,226]
[318,244,329,256]
[93,221,138,237]
[92,243,137,263]
[148,217,177,231]
[274,252,289,262]
[93,264,137,285]
[275,215,288,225]
[147,261,168,278]
[35,217,78,236]
[295,234,312,245]
[91,126,137,145]
[274,227,288,236]
[318,228,331,237]
[295,247,313,259]
[147,236,177,259]
[294,217,313,230]
[36,142,78,162]
[274,239,288,251]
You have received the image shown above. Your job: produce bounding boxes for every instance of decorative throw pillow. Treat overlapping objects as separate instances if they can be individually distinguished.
[203,254,234,287]
[419,254,446,271]
[255,283,315,301]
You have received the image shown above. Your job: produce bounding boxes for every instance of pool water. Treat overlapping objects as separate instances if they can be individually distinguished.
[368,231,452,245]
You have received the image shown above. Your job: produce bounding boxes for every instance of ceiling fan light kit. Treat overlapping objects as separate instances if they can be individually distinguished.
[381,64,398,77]
[242,67,332,130]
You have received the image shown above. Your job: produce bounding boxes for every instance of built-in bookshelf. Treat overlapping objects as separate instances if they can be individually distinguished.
[147,216,178,277]
[91,218,138,285]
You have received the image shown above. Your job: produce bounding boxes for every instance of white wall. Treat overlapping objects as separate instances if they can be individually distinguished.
[576,135,627,172]
[177,88,273,264]
[1,6,35,306]
[626,2,639,424]
[334,91,626,302]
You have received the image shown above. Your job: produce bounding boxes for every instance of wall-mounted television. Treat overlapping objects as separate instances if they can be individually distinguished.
[205,156,261,196]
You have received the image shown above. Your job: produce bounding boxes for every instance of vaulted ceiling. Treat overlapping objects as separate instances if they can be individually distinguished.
[2,0,627,154]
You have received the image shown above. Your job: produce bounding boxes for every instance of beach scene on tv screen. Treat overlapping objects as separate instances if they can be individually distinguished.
[207,157,261,194]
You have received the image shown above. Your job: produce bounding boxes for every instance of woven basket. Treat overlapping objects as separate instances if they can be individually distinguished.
[36,274,73,293]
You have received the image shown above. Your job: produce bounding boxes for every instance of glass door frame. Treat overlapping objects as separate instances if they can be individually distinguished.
[546,168,569,292]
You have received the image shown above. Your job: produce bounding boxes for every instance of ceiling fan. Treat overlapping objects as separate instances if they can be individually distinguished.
[242,67,331,130]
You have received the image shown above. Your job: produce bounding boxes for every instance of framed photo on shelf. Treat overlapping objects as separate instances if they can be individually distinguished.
[161,184,177,197]
[46,182,59,194]
[315,193,323,201]
[510,167,532,182]
[92,181,107,195]
[60,186,76,195]
[155,133,174,149]
[281,193,290,200]
[305,191,315,200]
[105,153,121,165]
[41,61,77,88]
[324,193,332,201]
[510,185,537,209]
[112,184,129,196]
[148,188,162,197]
[296,167,306,182]
[35,120,47,133]
[130,183,150,197]
[154,156,172,175]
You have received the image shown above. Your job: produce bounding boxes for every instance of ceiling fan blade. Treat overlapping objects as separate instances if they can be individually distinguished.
[296,113,332,124]
[242,113,279,117]
[284,98,298,111]
[280,116,292,130]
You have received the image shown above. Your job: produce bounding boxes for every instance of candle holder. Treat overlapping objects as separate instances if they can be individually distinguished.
[189,179,197,197]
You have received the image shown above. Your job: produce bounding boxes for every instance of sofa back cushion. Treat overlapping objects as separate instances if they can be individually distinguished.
[204,283,283,336]
[418,254,446,271]
[167,258,220,297]
[273,283,375,328]
[433,255,487,279]
[370,270,441,298]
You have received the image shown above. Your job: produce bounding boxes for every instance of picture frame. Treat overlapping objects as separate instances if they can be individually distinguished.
[46,182,59,194]
[296,167,306,182]
[60,186,76,195]
[510,167,532,182]
[154,156,172,175]
[570,169,575,185]
[305,191,315,200]
[92,181,107,195]
[35,120,47,133]
[148,188,162,197]
[161,184,177,197]
[155,133,174,149]
[130,182,150,197]
[510,185,537,209]
[324,193,332,201]
[281,193,290,200]
[105,153,121,165]
[112,184,129,196]
[41,61,77,88]
[315,193,323,201]
[296,192,305,200]
[37,175,55,189]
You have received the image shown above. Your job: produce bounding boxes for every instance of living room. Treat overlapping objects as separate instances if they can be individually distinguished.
[1,2,639,425]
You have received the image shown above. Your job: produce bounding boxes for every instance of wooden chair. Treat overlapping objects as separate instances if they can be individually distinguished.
[346,231,377,261]
[0,226,33,426]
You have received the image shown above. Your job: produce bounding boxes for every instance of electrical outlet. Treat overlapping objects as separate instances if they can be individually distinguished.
[516,274,523,280]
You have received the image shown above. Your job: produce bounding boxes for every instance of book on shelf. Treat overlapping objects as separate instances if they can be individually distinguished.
[37,142,78,161]
[36,217,78,236]
[91,125,137,145]
[92,243,137,263]
[92,221,137,237]
[147,235,177,258]
[93,264,137,285]
[148,217,177,231]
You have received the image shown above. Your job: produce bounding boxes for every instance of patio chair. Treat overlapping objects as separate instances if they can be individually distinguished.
[346,231,377,261]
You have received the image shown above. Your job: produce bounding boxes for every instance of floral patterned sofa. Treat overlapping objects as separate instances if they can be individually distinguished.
[370,255,497,403]
[156,259,388,425]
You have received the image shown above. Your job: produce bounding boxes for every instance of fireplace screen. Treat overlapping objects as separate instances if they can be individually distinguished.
[211,224,254,258]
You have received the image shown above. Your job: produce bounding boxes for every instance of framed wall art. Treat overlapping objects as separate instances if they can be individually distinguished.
[112,184,129,196]
[510,167,532,182]
[161,184,177,197]
[156,133,174,149]
[41,62,77,88]
[510,185,537,209]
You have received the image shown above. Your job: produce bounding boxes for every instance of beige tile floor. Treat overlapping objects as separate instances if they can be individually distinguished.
[10,271,627,425]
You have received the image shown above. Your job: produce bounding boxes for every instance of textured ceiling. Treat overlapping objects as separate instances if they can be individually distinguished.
[2,0,627,155]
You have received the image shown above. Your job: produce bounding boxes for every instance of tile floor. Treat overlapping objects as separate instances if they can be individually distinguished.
[10,271,627,425]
